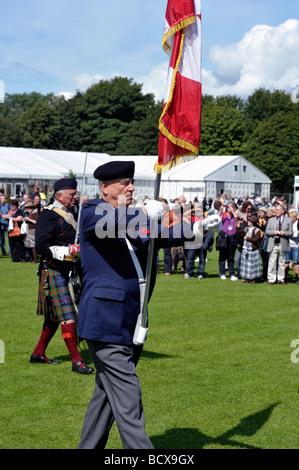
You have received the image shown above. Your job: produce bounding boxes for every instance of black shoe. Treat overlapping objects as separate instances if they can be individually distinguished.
[72,361,94,374]
[30,354,61,365]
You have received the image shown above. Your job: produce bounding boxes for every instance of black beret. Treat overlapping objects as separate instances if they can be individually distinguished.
[93,161,135,181]
[54,178,77,193]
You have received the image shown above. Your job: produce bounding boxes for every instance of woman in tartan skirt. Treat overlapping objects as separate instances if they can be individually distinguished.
[239,214,262,284]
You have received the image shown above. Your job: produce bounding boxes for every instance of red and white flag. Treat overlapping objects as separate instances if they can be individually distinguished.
[154,0,202,174]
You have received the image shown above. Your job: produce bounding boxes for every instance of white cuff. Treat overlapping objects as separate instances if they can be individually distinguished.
[49,246,69,261]
[202,214,222,232]
[193,221,203,236]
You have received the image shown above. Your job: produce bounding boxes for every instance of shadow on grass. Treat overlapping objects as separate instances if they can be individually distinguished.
[55,343,92,365]
[55,347,172,365]
[141,349,173,360]
[151,403,280,449]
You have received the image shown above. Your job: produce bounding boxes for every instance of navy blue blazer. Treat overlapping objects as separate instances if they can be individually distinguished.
[77,199,194,345]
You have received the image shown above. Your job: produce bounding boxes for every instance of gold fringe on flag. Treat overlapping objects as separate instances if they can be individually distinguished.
[155,15,199,175]
[153,153,198,174]
[162,16,196,54]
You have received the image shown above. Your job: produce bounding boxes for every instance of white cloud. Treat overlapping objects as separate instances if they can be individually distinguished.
[137,62,168,102]
[56,19,299,102]
[70,73,106,92]
[203,19,299,97]
[57,91,74,100]
[58,64,170,103]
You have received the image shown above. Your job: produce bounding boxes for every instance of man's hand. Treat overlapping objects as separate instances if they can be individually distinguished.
[143,200,164,220]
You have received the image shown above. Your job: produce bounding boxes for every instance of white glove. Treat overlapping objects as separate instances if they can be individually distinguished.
[144,200,164,220]
[202,214,222,232]
[49,246,70,261]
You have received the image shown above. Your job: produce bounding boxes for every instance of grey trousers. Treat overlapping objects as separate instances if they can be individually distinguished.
[77,340,154,449]
[267,244,287,283]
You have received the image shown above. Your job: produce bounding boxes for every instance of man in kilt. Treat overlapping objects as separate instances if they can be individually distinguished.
[30,178,94,375]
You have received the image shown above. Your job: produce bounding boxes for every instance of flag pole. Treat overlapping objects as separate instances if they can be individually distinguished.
[141,172,161,328]
[75,152,88,245]
[133,172,161,345]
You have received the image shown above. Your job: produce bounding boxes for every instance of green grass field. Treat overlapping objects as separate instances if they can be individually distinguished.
[0,247,299,449]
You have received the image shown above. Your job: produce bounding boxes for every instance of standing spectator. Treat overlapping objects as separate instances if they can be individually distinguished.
[207,200,222,216]
[285,209,299,283]
[239,215,262,284]
[23,201,39,263]
[31,186,40,201]
[160,198,180,275]
[7,199,27,262]
[239,200,254,220]
[19,194,30,212]
[218,201,238,281]
[257,207,269,282]
[171,196,188,271]
[33,194,43,213]
[0,194,10,256]
[266,204,293,284]
[184,205,205,279]
[235,210,248,279]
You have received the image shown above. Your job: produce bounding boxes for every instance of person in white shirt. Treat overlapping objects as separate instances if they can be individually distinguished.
[285,209,299,283]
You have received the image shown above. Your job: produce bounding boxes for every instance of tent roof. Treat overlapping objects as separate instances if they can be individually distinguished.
[0,147,271,183]
[114,155,272,183]
[0,147,155,180]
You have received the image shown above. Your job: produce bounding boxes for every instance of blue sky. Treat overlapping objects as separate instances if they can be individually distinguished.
[0,0,298,101]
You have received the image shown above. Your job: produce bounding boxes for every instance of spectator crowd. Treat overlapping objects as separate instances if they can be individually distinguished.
[155,193,298,285]
[1,188,299,285]
[0,187,44,263]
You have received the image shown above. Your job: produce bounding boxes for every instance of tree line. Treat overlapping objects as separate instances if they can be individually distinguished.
[0,76,298,193]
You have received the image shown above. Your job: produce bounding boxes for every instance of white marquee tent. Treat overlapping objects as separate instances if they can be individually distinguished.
[0,147,271,202]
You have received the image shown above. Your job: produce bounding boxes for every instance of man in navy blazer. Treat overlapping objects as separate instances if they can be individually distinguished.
[77,160,220,449]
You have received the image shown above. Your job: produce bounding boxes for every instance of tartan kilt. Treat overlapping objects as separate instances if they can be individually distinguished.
[37,269,77,321]
[240,248,261,280]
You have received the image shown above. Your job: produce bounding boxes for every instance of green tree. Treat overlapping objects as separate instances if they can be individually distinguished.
[2,92,57,120]
[0,116,23,146]
[244,110,299,193]
[200,96,246,155]
[56,77,159,154]
[18,100,60,148]
[114,101,163,155]
[243,88,294,134]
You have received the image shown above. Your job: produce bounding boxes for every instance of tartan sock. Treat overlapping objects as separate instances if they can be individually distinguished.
[32,319,59,357]
[61,322,82,365]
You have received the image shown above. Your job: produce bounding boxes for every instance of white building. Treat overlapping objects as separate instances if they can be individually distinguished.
[0,147,271,202]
